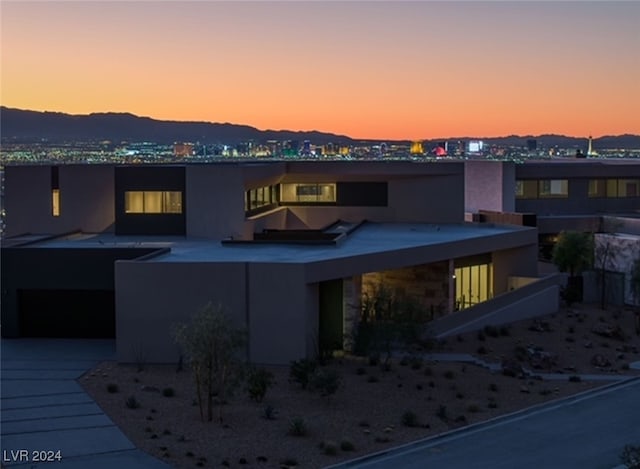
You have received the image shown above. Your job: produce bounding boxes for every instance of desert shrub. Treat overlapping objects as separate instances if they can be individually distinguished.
[410,356,423,370]
[163,429,171,435]
[399,356,410,366]
[477,330,486,342]
[367,375,379,383]
[620,444,640,469]
[162,387,175,398]
[358,420,370,427]
[467,404,480,413]
[368,353,380,366]
[340,440,355,451]
[246,367,274,402]
[456,392,465,399]
[484,325,499,338]
[374,436,391,443]
[289,359,317,390]
[568,375,581,382]
[310,368,342,398]
[288,417,308,437]
[489,383,498,392]
[319,440,338,456]
[106,383,119,394]
[477,346,488,355]
[499,325,510,337]
[125,395,140,409]
[423,366,433,376]
[443,370,455,380]
[262,404,276,420]
[280,458,298,467]
[436,405,448,421]
[487,398,498,409]
[355,367,366,375]
[455,415,467,424]
[401,410,419,427]
[514,345,527,361]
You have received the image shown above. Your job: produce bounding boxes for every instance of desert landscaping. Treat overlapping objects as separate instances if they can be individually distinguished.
[80,303,640,469]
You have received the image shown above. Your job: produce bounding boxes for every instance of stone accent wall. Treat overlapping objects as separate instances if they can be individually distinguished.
[362,262,449,319]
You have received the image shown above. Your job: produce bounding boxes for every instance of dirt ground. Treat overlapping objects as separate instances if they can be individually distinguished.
[80,303,640,469]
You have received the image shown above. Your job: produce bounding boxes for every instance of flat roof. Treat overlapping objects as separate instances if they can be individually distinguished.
[18,222,535,264]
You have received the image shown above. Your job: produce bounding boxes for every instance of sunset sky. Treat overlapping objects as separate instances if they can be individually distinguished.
[2,1,639,140]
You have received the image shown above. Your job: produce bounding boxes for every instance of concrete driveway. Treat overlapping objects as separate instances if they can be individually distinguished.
[1,339,169,468]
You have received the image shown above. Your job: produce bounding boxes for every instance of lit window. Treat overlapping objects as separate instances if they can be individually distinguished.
[245,184,278,213]
[538,179,568,198]
[617,179,639,197]
[125,191,182,213]
[280,183,337,203]
[515,180,538,199]
[52,189,60,216]
[588,179,606,198]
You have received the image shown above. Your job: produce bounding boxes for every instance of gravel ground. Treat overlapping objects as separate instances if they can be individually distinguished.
[80,304,640,469]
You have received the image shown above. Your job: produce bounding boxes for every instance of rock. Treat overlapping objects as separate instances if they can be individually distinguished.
[583,341,593,349]
[141,385,160,393]
[363,429,371,435]
[502,359,525,378]
[591,323,625,341]
[526,347,558,370]
[383,426,393,433]
[520,386,530,394]
[591,354,612,368]
[528,319,552,333]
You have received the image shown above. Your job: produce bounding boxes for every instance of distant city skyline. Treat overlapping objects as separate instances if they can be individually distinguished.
[2,1,639,140]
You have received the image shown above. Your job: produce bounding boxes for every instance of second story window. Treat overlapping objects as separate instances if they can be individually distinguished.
[280,183,337,203]
[124,191,182,214]
[538,179,568,198]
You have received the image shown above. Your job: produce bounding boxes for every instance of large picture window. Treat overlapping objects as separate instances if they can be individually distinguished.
[124,191,182,214]
[280,183,337,203]
[588,179,639,198]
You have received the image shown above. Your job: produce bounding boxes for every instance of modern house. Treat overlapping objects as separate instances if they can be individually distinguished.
[465,159,640,305]
[1,160,583,364]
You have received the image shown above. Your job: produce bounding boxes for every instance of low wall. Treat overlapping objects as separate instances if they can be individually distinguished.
[431,274,562,338]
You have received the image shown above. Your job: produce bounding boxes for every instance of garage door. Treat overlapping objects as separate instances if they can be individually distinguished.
[18,289,115,338]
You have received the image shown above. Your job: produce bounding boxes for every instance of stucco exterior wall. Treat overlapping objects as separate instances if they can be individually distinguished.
[5,165,114,236]
[247,263,314,364]
[388,175,464,223]
[115,261,248,364]
[492,244,539,295]
[464,161,516,213]
[185,165,245,239]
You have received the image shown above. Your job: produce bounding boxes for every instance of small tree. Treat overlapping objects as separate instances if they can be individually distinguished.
[173,302,246,423]
[552,231,593,304]
[594,234,620,310]
[552,231,593,277]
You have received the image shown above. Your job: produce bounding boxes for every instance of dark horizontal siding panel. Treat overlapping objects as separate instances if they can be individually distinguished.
[336,182,387,207]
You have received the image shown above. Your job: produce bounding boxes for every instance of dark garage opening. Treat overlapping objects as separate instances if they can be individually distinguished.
[18,289,115,338]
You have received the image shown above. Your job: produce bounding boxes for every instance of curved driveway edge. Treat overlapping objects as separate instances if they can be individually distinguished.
[1,339,169,468]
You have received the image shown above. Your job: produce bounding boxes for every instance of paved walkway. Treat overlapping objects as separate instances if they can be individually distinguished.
[328,377,640,469]
[1,339,169,468]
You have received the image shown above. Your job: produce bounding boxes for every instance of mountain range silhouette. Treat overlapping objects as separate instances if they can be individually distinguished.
[1,107,639,149]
